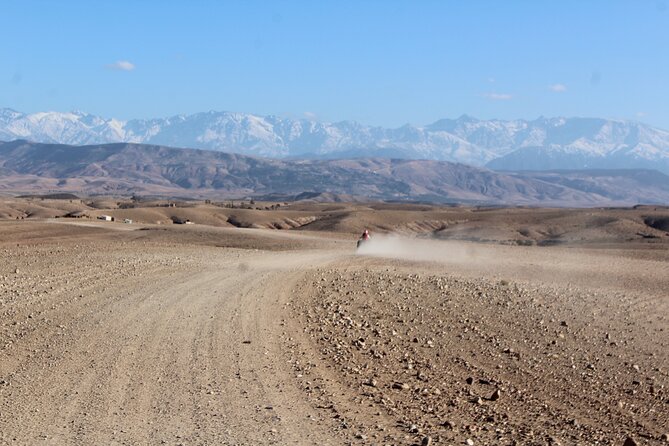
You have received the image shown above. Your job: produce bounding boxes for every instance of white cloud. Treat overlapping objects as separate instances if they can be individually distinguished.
[106,60,135,71]
[303,111,318,120]
[549,83,567,92]
[483,92,513,101]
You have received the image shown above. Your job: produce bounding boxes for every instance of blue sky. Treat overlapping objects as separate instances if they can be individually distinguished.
[2,1,668,128]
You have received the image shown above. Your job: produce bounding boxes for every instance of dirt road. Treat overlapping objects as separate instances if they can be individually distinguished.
[0,223,351,445]
[1,221,667,445]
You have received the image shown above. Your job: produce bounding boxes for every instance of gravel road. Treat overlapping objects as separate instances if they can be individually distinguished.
[1,221,667,445]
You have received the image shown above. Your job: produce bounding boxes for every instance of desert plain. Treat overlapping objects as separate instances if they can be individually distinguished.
[0,196,668,445]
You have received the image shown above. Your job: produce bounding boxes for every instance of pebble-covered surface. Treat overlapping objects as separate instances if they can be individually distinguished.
[289,264,668,445]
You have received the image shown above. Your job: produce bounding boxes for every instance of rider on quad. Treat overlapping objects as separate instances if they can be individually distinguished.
[357,229,370,249]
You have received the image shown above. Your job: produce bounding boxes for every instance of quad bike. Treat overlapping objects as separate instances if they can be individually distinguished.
[357,230,371,251]
[356,237,370,250]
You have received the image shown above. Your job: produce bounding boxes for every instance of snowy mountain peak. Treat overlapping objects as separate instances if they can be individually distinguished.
[0,108,667,173]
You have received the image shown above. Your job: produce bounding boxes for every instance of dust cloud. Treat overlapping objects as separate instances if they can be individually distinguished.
[356,234,482,266]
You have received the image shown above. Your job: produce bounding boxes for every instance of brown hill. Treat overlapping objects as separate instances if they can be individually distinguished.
[1,195,667,247]
[1,140,668,206]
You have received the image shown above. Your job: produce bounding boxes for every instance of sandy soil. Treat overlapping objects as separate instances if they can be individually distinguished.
[0,220,667,445]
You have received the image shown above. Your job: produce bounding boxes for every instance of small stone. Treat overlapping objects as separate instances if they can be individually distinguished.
[466,377,474,385]
[443,420,455,429]
[632,364,640,372]
[660,433,668,442]
[409,424,419,433]
[623,437,637,446]
[421,436,432,446]
[490,389,501,401]
[392,382,409,390]
[466,439,475,446]
[365,378,378,387]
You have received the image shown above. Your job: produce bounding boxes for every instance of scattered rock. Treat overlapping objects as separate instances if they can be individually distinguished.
[623,437,637,446]
[290,263,667,446]
[392,382,409,390]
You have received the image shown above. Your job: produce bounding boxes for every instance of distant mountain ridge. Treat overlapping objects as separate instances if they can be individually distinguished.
[1,108,668,173]
[1,140,668,206]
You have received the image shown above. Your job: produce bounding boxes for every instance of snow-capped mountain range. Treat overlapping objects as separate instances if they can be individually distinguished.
[1,108,668,173]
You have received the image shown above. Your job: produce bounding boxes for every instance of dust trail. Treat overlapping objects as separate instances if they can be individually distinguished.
[356,233,484,266]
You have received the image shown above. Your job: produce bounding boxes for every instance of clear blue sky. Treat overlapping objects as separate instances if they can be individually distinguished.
[2,1,668,128]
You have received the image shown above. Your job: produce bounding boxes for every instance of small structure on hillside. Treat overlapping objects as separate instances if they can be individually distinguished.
[98,215,113,221]
[124,218,133,224]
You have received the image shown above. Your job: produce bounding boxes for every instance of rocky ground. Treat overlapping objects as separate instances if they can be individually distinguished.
[0,219,667,445]
[290,263,668,445]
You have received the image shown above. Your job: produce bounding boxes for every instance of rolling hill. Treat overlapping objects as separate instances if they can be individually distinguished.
[1,140,668,206]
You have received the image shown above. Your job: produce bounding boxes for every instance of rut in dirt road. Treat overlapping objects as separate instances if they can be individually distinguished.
[0,243,347,445]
